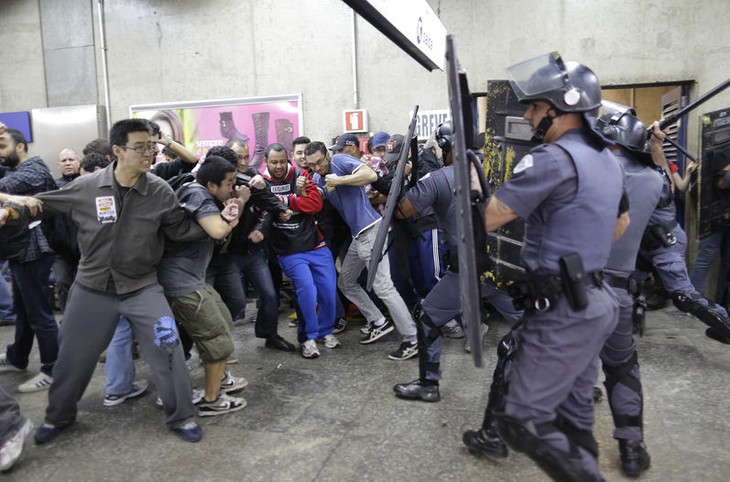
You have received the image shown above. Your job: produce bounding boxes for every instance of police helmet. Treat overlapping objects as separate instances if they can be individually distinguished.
[595,101,650,154]
[506,52,601,113]
[435,121,453,152]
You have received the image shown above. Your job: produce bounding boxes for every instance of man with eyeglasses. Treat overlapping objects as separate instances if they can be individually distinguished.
[0,119,211,444]
[308,137,418,359]
[226,138,251,175]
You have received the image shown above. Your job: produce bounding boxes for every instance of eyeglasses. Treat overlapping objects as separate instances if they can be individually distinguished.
[120,144,155,154]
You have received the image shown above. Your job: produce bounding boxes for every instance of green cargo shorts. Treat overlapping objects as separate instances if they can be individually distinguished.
[168,284,234,364]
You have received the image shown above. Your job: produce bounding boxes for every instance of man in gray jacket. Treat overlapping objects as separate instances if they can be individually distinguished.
[0,119,209,444]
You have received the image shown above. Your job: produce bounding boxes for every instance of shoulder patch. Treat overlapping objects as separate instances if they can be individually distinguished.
[513,154,534,174]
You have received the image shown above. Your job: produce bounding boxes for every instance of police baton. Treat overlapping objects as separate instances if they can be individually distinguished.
[655,77,730,131]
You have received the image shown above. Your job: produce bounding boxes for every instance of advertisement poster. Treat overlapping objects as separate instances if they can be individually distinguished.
[130,94,302,172]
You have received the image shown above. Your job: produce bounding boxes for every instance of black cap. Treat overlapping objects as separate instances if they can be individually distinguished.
[329,133,359,152]
[383,134,405,163]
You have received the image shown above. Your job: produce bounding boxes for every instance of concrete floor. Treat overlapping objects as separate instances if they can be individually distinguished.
[1,301,729,481]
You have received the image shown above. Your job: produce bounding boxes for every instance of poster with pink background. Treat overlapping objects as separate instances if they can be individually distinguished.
[131,94,302,172]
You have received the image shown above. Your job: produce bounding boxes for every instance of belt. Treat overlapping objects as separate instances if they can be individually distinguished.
[512,270,604,312]
[525,271,604,289]
[604,273,640,295]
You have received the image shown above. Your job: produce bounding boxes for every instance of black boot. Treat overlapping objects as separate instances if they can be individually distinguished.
[705,327,730,344]
[393,379,440,402]
[462,423,509,459]
[619,439,651,477]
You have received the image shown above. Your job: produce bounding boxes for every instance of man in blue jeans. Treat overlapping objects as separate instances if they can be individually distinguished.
[0,124,59,393]
[0,261,16,326]
[263,143,338,359]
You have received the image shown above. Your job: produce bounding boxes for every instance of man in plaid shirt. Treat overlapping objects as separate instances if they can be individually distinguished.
[0,124,59,393]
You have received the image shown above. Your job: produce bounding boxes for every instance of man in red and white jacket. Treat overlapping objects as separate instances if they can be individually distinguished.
[262,143,338,359]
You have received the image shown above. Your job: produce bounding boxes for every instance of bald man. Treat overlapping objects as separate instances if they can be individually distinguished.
[56,148,80,187]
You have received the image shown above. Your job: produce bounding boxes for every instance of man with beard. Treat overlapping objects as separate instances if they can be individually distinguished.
[0,124,59,394]
[263,143,338,358]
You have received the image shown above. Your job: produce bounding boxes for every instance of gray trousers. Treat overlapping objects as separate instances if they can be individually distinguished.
[600,286,643,442]
[338,220,416,343]
[0,386,25,444]
[504,286,618,479]
[46,283,194,430]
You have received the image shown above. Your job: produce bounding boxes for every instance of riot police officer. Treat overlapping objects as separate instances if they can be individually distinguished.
[635,124,730,342]
[391,122,522,402]
[595,104,663,477]
[483,52,625,481]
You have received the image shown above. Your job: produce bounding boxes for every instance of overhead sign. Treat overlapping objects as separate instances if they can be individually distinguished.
[410,108,450,140]
[343,109,368,133]
[341,0,447,71]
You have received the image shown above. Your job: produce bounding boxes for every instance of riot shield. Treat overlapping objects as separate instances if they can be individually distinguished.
[699,107,730,238]
[366,106,419,291]
[445,35,483,367]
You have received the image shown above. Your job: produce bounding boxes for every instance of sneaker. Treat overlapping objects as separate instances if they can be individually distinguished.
[288,316,299,328]
[0,419,32,472]
[191,388,205,405]
[322,334,341,349]
[360,319,394,345]
[464,323,489,353]
[442,321,465,339]
[332,317,348,334]
[156,388,205,408]
[34,423,66,445]
[18,373,53,393]
[0,353,24,373]
[198,393,247,417]
[172,421,203,443]
[388,341,418,360]
[360,320,373,335]
[220,370,248,394]
[103,380,149,407]
[300,339,320,359]
[226,356,239,365]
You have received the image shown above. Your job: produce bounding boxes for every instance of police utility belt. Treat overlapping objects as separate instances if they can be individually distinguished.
[640,220,678,251]
[508,253,602,312]
[603,273,641,297]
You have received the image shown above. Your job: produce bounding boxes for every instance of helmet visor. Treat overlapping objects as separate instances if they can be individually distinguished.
[506,52,568,100]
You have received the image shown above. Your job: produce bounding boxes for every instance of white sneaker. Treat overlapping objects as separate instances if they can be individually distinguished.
[360,320,373,335]
[0,418,32,472]
[323,334,341,349]
[18,373,53,393]
[301,339,320,359]
[220,370,248,394]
